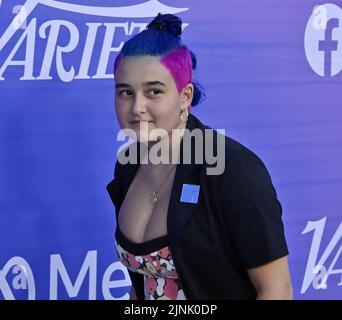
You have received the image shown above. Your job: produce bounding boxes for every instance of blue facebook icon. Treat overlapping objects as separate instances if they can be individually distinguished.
[319,18,339,77]
[305,4,342,77]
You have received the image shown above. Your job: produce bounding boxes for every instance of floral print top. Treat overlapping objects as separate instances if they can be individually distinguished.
[115,224,187,300]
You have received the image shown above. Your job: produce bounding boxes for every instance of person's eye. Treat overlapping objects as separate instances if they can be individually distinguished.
[148,89,162,97]
[118,90,132,97]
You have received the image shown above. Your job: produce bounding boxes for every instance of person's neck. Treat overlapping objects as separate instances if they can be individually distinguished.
[142,121,187,166]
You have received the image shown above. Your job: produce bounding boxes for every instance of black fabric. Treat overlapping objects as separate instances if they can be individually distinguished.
[127,269,145,300]
[106,113,289,300]
[218,143,289,269]
[115,223,168,256]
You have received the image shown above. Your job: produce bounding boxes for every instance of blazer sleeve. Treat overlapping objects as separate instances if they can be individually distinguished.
[219,146,289,269]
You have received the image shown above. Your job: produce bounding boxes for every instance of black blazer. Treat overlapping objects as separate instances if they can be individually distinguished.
[106,113,289,300]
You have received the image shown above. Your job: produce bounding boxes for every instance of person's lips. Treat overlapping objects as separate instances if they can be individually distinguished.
[130,120,152,124]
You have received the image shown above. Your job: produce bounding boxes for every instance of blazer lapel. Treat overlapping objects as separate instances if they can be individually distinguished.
[166,114,204,270]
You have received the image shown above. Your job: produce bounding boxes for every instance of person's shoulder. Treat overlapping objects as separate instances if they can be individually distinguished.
[191,114,264,163]
[219,136,278,203]
[225,136,268,172]
[191,113,270,177]
[113,140,139,177]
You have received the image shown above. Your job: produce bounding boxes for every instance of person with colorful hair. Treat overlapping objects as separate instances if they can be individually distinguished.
[106,13,293,300]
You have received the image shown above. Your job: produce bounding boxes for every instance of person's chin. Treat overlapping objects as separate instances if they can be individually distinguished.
[135,135,150,143]
[127,128,149,142]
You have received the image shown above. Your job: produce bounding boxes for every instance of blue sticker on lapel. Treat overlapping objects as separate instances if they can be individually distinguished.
[180,184,200,204]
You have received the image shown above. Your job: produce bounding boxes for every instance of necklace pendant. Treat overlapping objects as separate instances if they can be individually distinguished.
[150,192,158,205]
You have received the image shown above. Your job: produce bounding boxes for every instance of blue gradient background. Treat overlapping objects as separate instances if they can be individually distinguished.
[0,0,341,299]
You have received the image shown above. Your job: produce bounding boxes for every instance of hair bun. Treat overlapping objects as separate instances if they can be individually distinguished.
[147,13,182,38]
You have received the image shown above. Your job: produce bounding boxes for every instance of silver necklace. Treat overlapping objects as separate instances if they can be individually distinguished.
[148,163,176,205]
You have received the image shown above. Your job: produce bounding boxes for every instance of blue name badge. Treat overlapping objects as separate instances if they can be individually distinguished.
[180,184,200,204]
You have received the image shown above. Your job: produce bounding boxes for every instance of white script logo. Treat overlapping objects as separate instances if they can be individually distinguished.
[0,0,189,81]
[301,217,342,293]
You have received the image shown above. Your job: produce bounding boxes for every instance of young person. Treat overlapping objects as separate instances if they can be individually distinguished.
[107,13,292,300]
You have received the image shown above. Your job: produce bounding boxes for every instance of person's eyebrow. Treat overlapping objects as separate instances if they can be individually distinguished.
[142,81,166,86]
[115,83,130,89]
[115,81,166,88]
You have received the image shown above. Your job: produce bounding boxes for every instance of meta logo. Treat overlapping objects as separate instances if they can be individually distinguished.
[305,3,342,77]
[0,257,36,300]
[0,251,131,300]
[0,0,188,82]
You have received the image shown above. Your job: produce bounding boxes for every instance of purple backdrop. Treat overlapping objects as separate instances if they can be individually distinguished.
[0,0,341,299]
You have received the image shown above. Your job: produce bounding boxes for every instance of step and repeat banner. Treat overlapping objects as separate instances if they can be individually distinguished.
[0,0,341,300]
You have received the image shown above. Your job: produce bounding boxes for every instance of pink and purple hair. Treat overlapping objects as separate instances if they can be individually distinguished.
[113,13,204,108]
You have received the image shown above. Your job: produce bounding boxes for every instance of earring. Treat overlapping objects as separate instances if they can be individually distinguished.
[179,109,189,123]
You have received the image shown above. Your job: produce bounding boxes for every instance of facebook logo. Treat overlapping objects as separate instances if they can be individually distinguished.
[305,3,342,77]
[319,18,339,76]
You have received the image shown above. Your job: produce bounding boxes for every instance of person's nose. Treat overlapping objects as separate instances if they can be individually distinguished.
[131,93,147,115]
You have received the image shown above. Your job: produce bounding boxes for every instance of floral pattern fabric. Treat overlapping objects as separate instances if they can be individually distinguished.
[115,226,187,300]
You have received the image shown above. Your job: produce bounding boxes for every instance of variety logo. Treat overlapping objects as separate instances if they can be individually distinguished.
[0,0,189,82]
[0,250,131,300]
[304,3,342,77]
[301,217,342,294]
